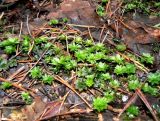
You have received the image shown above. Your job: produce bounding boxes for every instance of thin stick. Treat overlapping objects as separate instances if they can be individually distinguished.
[136,89,159,121]
[54,75,92,109]
[26,15,32,37]
[99,24,105,41]
[7,66,26,81]
[118,93,138,117]
[0,77,35,96]
[68,24,106,29]
[0,12,4,20]
[17,49,48,84]
[101,31,109,43]
[88,27,93,40]
[58,91,71,113]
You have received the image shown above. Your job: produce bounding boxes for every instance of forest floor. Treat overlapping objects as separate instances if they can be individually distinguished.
[0,0,160,121]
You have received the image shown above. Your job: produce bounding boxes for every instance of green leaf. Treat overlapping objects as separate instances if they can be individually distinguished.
[58,34,67,40]
[100,73,112,80]
[104,91,115,103]
[51,57,60,66]
[141,53,154,64]
[96,62,108,72]
[93,97,108,112]
[114,65,125,75]
[4,46,16,54]
[94,43,105,51]
[116,44,126,52]
[49,19,59,25]
[74,36,83,44]
[147,71,160,85]
[84,39,94,46]
[1,82,12,90]
[68,43,81,52]
[109,54,124,64]
[128,80,141,90]
[125,63,136,74]
[21,92,32,104]
[76,79,87,91]
[75,50,87,62]
[0,38,19,47]
[142,83,158,96]
[126,105,139,118]
[85,75,94,87]
[0,58,8,71]
[35,36,48,44]
[64,60,77,70]
[30,66,42,79]
[42,74,54,85]
[109,80,120,89]
[114,63,136,75]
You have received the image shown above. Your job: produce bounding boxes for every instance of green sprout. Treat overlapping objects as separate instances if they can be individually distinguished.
[126,105,139,118]
[114,63,136,75]
[85,74,94,87]
[109,80,120,89]
[102,0,108,4]
[58,34,67,40]
[109,54,124,64]
[4,46,16,54]
[21,92,32,104]
[35,36,48,44]
[128,80,141,90]
[76,79,87,91]
[75,50,87,62]
[100,73,112,80]
[64,60,77,70]
[49,19,59,25]
[93,97,108,112]
[0,38,19,47]
[141,53,154,64]
[0,58,8,71]
[85,39,94,46]
[51,57,60,66]
[96,5,105,16]
[104,91,115,103]
[68,43,81,52]
[62,17,68,23]
[0,38,19,54]
[42,74,54,85]
[147,71,160,85]
[96,62,108,72]
[142,83,158,96]
[94,43,105,51]
[1,82,12,90]
[74,36,83,44]
[22,36,30,51]
[30,66,42,79]
[116,44,126,52]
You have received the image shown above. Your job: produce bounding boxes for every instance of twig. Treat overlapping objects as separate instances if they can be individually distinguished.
[99,24,106,41]
[54,75,92,109]
[118,18,137,33]
[101,31,109,43]
[88,27,93,40]
[136,89,159,121]
[68,24,106,29]
[26,15,32,37]
[7,66,26,81]
[117,52,149,73]
[17,49,48,84]
[118,93,138,117]
[58,91,71,113]
[0,12,4,20]
[0,77,35,96]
